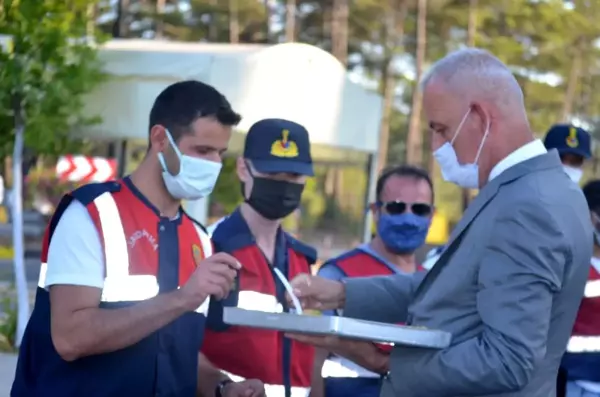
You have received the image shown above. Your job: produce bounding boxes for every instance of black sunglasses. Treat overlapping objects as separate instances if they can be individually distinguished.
[377,201,433,217]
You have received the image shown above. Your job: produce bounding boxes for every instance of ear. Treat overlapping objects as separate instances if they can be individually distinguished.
[471,102,491,133]
[149,125,168,152]
[368,202,378,214]
[236,157,249,183]
[372,205,381,227]
[370,203,381,222]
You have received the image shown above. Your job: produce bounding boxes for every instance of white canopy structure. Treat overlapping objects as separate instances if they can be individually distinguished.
[83,39,383,238]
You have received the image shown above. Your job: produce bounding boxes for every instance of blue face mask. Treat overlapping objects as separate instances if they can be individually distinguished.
[377,213,431,254]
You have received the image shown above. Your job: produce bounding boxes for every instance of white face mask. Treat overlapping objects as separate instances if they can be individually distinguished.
[157,129,222,200]
[433,108,490,189]
[562,165,583,184]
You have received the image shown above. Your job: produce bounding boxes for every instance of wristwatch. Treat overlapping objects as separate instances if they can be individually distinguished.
[215,379,234,397]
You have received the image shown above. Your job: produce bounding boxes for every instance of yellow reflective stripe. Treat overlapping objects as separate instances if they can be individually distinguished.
[584,280,600,298]
[237,290,283,313]
[566,335,600,353]
[94,192,129,279]
[223,372,310,397]
[321,357,380,379]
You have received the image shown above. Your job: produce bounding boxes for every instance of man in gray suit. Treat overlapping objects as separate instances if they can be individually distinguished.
[288,48,593,397]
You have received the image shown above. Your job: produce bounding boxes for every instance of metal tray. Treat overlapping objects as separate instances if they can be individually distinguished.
[223,307,451,349]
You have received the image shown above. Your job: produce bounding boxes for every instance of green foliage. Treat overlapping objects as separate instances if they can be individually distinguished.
[0,286,17,352]
[211,157,243,215]
[184,0,268,43]
[0,0,107,158]
[102,0,270,43]
[422,0,600,214]
[95,0,600,226]
[425,0,600,136]
[299,176,326,229]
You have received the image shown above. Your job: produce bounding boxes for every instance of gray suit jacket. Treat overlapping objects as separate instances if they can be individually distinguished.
[343,152,593,397]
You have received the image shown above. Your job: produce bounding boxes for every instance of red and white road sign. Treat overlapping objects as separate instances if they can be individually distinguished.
[56,155,117,183]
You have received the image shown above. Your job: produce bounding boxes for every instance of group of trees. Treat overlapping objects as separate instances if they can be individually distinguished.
[93,0,600,219]
[1,0,599,230]
[89,0,600,167]
[3,0,600,196]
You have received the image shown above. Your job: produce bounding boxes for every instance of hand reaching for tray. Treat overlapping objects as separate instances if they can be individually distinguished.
[287,273,346,311]
[286,333,389,375]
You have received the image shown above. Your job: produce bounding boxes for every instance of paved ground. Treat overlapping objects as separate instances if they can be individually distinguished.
[0,353,17,396]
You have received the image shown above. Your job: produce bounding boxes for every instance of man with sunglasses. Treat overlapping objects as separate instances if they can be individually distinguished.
[309,165,433,397]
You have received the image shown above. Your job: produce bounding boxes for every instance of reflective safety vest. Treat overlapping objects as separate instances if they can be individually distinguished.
[321,248,423,379]
[202,209,316,397]
[562,264,600,383]
[12,179,213,397]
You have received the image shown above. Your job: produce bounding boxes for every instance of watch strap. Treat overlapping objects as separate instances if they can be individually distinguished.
[215,379,234,397]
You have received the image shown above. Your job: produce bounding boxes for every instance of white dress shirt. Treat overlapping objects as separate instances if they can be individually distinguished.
[423,139,548,273]
[488,139,547,182]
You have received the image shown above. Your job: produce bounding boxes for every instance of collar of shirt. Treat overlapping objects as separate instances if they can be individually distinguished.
[488,139,547,182]
[207,216,226,237]
[591,257,600,274]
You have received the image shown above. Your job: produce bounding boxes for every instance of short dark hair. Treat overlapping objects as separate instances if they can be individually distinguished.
[583,179,600,213]
[375,164,434,203]
[148,80,241,144]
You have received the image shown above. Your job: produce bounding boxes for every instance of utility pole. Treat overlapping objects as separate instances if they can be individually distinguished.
[229,0,240,44]
[461,0,478,212]
[285,0,296,42]
[111,0,129,177]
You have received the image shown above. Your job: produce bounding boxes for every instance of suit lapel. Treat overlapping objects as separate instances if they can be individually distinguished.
[448,183,499,246]
[411,180,501,301]
[411,151,562,301]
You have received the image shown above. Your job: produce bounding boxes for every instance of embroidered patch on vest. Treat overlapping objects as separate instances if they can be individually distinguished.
[192,244,202,264]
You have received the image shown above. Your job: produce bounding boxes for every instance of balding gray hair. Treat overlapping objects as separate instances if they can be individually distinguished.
[420,48,525,108]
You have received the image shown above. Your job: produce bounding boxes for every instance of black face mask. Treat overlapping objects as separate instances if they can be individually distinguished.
[244,177,304,220]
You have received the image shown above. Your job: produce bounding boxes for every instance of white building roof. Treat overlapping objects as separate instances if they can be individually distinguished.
[83,39,383,153]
